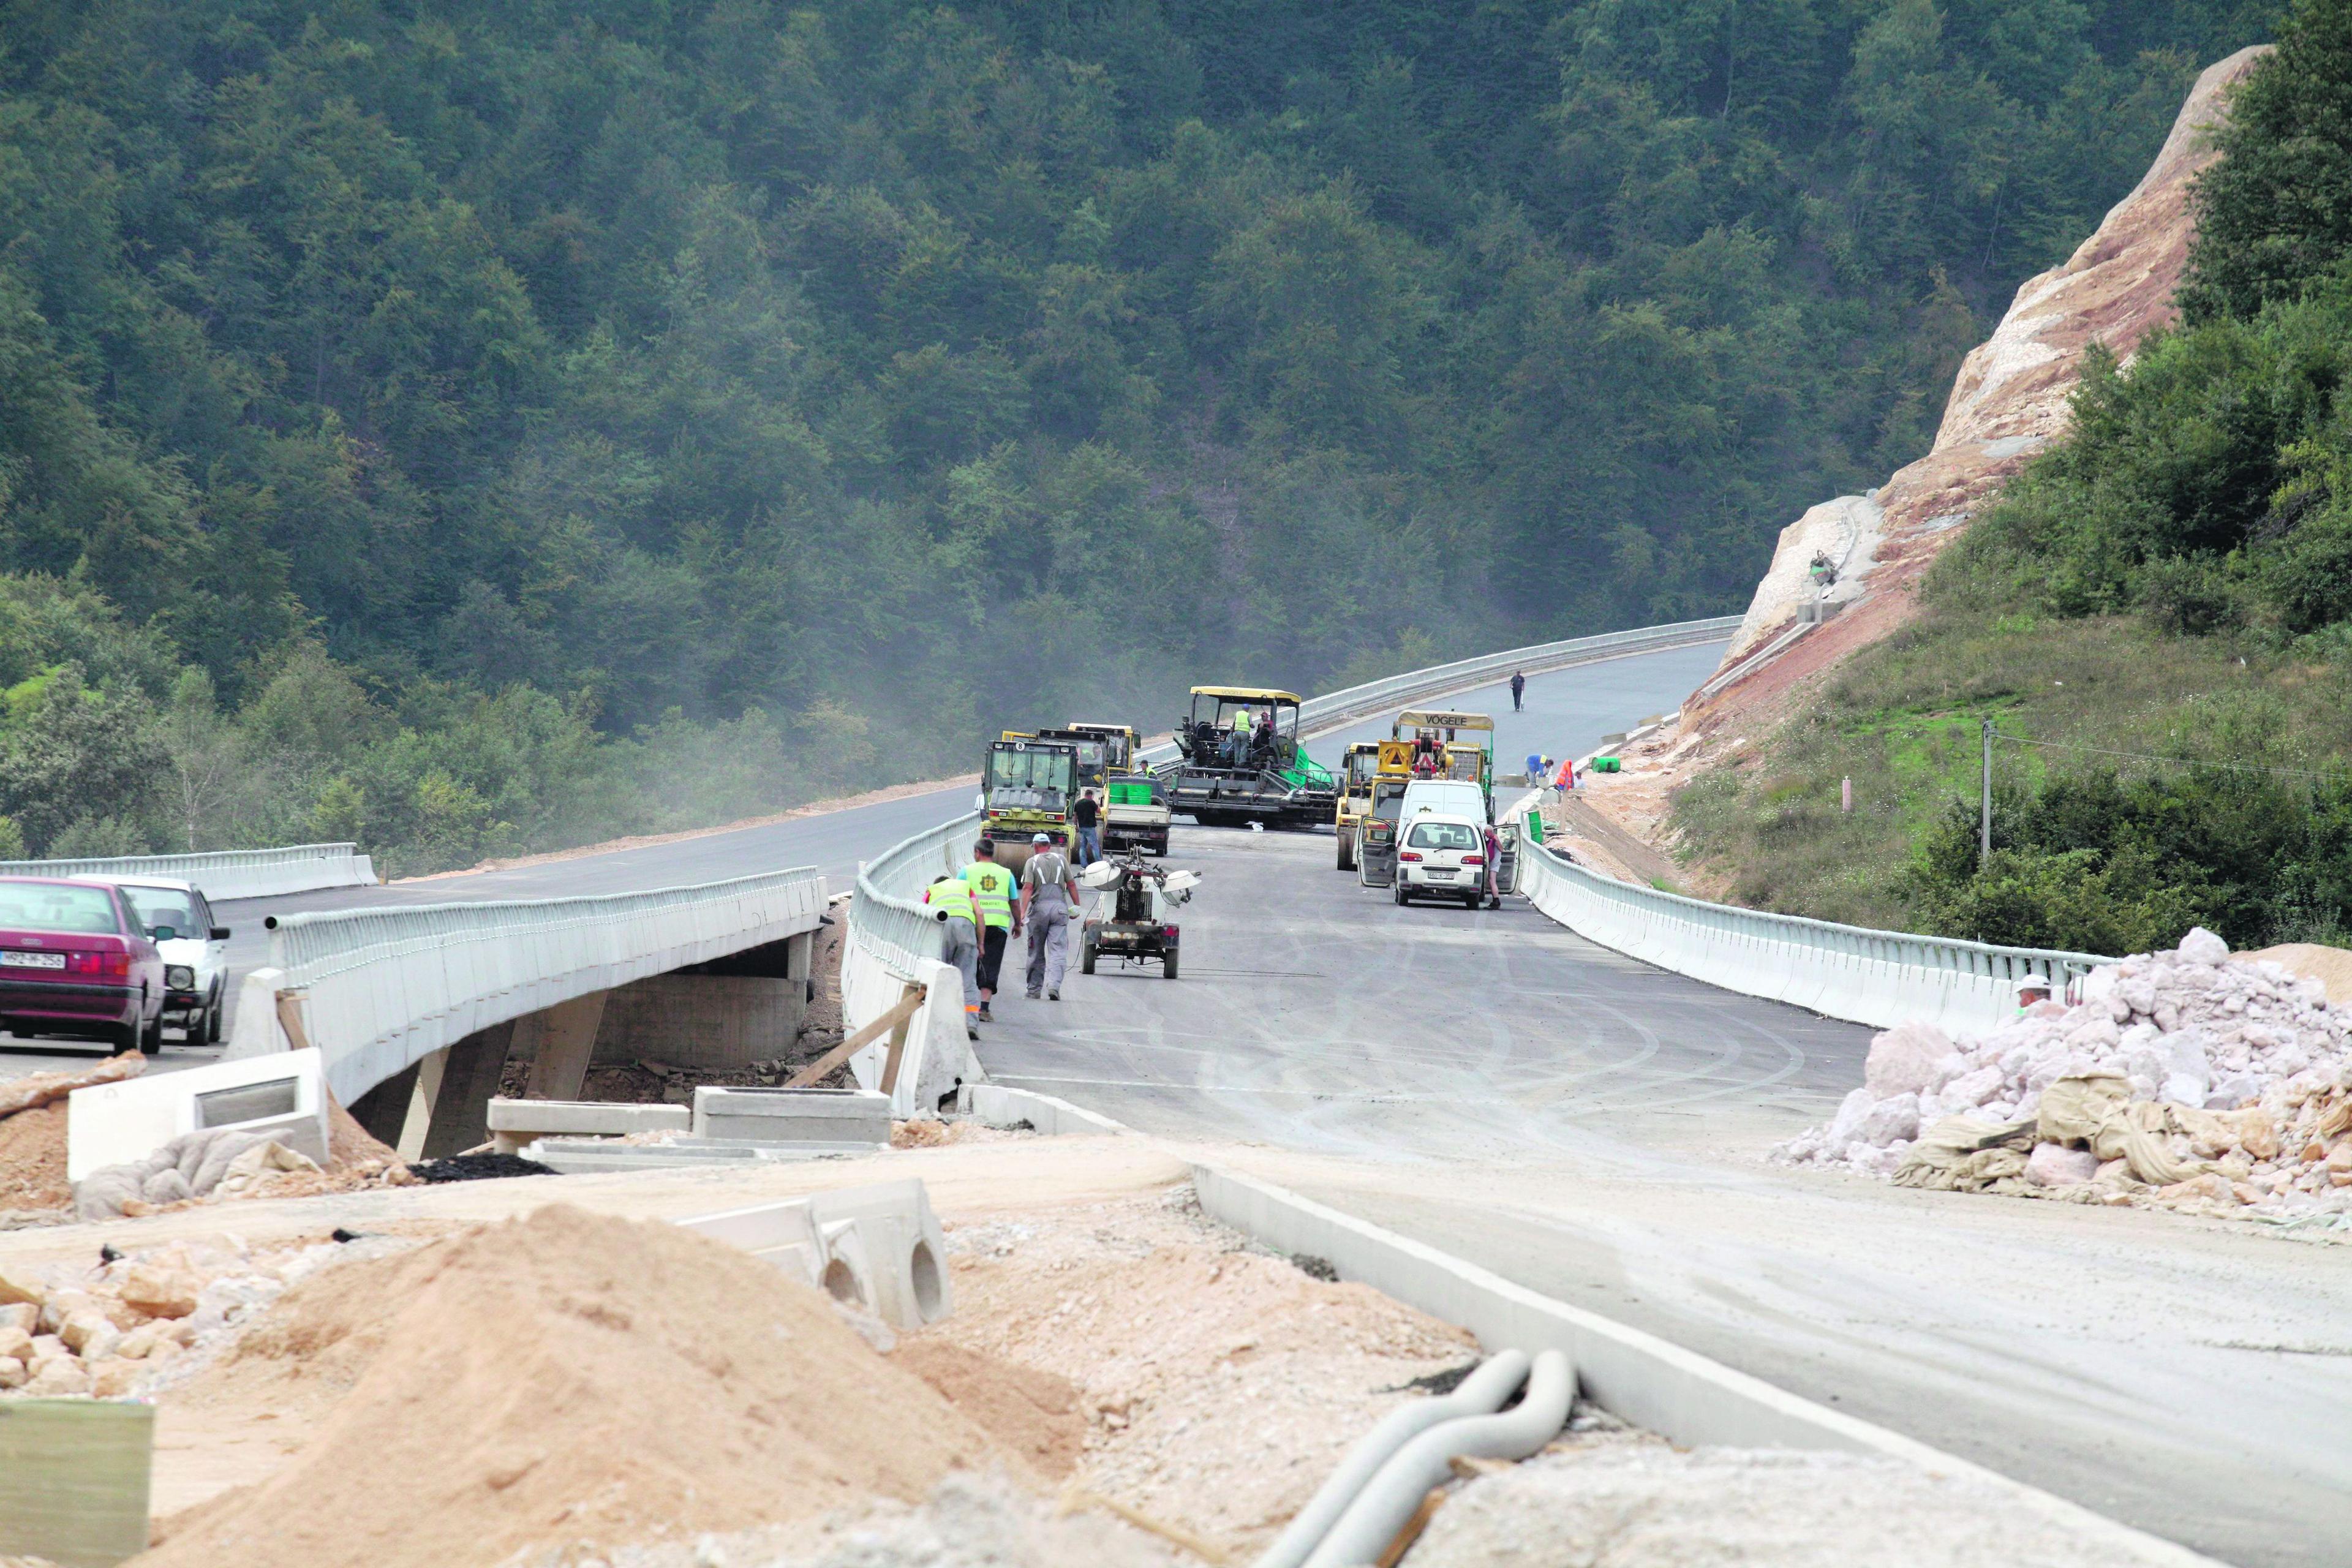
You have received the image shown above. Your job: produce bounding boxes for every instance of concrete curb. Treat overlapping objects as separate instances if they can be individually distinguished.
[965,1084,1129,1136]
[1192,1163,2225,1568]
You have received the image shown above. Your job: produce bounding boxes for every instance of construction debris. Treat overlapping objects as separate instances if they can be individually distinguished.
[0,1052,145,1118]
[1411,1445,2204,1567]
[1776,928,2352,1219]
[68,1096,411,1221]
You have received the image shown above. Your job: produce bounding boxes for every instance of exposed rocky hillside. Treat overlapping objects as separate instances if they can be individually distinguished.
[1578,47,2270,878]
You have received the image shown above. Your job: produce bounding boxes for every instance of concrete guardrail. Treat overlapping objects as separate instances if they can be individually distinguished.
[841,813,982,1118]
[1513,824,2109,1035]
[226,868,828,1106]
[5,842,378,901]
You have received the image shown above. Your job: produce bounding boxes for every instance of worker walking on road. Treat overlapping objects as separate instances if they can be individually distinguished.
[1073,789,1102,867]
[959,838,1019,1023]
[1509,669,1526,712]
[923,874,984,1039]
[1021,831,1081,1001]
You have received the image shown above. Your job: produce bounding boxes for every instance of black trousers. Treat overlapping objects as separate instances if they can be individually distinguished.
[978,924,1009,992]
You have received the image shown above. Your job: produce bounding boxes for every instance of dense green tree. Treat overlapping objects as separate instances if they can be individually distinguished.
[0,0,2273,869]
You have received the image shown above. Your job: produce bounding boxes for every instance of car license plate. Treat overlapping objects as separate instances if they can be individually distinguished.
[1425,869,1457,880]
[2,950,65,969]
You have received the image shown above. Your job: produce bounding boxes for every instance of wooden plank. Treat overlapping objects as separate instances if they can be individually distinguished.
[0,1398,153,1567]
[273,987,313,1052]
[878,981,923,1095]
[783,984,928,1090]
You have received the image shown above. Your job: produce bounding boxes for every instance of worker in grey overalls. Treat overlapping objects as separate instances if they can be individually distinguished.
[1020,831,1081,1000]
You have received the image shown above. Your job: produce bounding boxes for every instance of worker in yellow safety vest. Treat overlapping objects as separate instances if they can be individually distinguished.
[923,873,983,1039]
[960,839,1021,1023]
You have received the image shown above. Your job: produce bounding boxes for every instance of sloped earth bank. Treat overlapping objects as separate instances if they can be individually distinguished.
[1579,47,2271,861]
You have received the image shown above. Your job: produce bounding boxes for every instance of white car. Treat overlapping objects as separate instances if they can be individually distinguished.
[1392,813,1494,908]
[75,876,230,1044]
[1398,777,1490,824]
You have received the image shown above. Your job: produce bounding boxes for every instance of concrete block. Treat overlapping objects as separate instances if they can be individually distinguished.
[522,1137,868,1175]
[67,1051,330,1182]
[486,1098,689,1153]
[690,1086,890,1145]
[676,1177,951,1330]
[592,973,806,1073]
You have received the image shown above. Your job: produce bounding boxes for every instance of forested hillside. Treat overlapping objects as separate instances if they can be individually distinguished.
[0,0,2269,870]
[1681,0,2352,956]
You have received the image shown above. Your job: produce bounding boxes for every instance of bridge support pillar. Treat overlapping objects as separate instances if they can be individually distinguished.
[391,1020,518,1162]
[518,990,612,1101]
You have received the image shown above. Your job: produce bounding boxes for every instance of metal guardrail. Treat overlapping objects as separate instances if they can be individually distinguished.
[4,842,378,900]
[235,867,828,1104]
[1135,615,1741,766]
[1512,820,2110,1033]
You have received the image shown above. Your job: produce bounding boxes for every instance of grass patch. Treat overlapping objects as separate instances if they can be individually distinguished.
[1672,608,2352,938]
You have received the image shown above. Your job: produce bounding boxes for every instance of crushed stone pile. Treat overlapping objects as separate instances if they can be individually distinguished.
[0,1228,394,1400]
[139,1203,1013,1568]
[1775,928,2352,1219]
[925,1186,1478,1555]
[1411,1446,2199,1568]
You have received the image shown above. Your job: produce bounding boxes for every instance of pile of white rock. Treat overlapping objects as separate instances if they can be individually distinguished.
[1774,927,2352,1215]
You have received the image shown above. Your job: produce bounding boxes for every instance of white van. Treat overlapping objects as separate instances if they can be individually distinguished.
[1398,778,1489,825]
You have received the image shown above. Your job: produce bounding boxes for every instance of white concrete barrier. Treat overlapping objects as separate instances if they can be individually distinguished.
[675,1177,952,1330]
[7,843,378,902]
[225,868,827,1106]
[67,1051,330,1181]
[1513,826,2108,1035]
[840,815,981,1117]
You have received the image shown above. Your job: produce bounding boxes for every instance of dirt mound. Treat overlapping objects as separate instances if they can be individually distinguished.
[0,1100,70,1214]
[139,1204,1010,1568]
[2241,944,2352,1007]
[894,1338,1085,1480]
[937,1191,1476,1551]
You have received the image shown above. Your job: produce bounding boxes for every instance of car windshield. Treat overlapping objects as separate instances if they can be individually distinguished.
[0,882,121,934]
[1408,821,1480,851]
[120,886,200,933]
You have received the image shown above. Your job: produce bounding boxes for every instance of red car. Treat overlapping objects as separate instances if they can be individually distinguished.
[0,877,168,1054]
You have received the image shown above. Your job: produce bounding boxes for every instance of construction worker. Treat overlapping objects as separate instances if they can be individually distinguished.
[1020,830,1080,1001]
[960,838,1020,1023]
[1072,789,1102,867]
[922,873,983,1038]
[1510,669,1526,711]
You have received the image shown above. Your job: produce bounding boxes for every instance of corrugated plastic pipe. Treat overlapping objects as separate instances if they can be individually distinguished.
[1252,1351,1531,1568]
[1302,1349,1575,1568]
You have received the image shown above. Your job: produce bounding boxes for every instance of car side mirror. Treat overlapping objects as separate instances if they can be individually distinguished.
[149,925,176,941]
[210,927,231,941]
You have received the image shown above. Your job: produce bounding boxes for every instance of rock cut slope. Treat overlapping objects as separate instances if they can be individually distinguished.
[1586,45,2270,853]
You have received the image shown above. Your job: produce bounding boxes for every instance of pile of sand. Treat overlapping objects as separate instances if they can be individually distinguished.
[0,1100,70,1215]
[0,1053,145,1218]
[928,1188,1477,1553]
[140,1204,1016,1568]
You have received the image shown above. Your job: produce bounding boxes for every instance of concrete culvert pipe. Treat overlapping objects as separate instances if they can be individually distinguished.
[1301,1349,1575,1568]
[1254,1351,1530,1568]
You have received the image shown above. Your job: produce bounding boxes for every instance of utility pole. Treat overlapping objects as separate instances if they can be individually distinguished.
[1980,720,1994,873]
